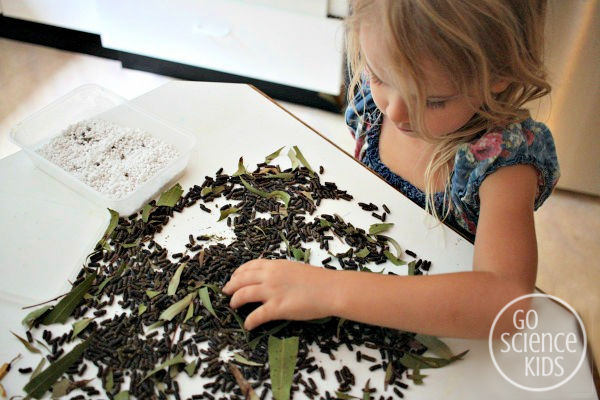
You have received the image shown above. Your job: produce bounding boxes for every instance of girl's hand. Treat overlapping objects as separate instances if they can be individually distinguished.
[222,259,335,330]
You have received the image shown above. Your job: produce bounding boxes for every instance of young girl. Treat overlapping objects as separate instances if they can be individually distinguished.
[223,0,560,339]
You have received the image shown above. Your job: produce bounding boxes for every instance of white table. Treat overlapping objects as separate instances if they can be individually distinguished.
[0,82,596,399]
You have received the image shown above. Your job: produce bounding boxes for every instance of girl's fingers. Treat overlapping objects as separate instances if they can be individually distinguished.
[223,266,263,295]
[229,259,264,279]
[244,302,275,331]
[229,284,266,309]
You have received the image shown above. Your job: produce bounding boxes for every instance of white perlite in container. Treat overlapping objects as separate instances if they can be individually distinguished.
[37,119,180,200]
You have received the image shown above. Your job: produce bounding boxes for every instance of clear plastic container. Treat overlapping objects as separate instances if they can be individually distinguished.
[9,84,197,215]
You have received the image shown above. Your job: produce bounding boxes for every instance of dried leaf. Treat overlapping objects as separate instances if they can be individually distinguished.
[335,392,360,399]
[218,207,240,222]
[319,219,332,228]
[292,146,314,176]
[121,238,141,248]
[22,305,53,329]
[407,260,416,276]
[233,157,249,177]
[23,339,90,399]
[355,248,370,258]
[141,203,153,223]
[369,223,394,235]
[99,209,119,250]
[384,362,394,390]
[337,318,346,338]
[265,146,285,164]
[159,293,195,321]
[142,352,186,382]
[114,390,129,400]
[199,287,217,319]
[146,290,161,299]
[287,148,300,170]
[71,318,93,339]
[11,332,40,354]
[233,353,263,367]
[105,369,114,394]
[407,369,427,385]
[362,378,371,400]
[264,172,293,179]
[228,363,260,400]
[168,263,187,296]
[268,336,299,400]
[157,183,183,207]
[399,350,469,370]
[51,378,72,398]
[183,303,194,323]
[42,273,97,325]
[147,321,165,331]
[414,334,454,359]
[384,250,406,266]
[29,358,46,380]
[184,360,198,377]
[138,304,147,316]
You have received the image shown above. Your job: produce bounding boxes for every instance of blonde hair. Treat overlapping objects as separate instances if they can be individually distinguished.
[346,0,551,221]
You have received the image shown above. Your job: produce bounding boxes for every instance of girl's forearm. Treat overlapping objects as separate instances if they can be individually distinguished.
[326,270,531,339]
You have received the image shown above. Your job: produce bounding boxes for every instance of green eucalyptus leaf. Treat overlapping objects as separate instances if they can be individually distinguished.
[71,318,93,339]
[184,360,198,377]
[11,331,41,354]
[146,290,161,299]
[268,336,299,400]
[265,146,285,164]
[168,263,187,296]
[414,334,454,359]
[29,358,46,380]
[147,321,165,331]
[287,148,300,170]
[303,248,311,263]
[248,321,290,351]
[121,238,141,248]
[264,172,293,179]
[335,392,360,400]
[292,146,314,175]
[22,305,53,329]
[384,251,405,266]
[268,191,291,208]
[218,207,240,222]
[380,235,402,258]
[138,304,147,316]
[355,248,370,258]
[141,203,153,223]
[408,260,416,276]
[105,369,114,394]
[42,273,97,325]
[319,219,332,228]
[399,350,469,370]
[369,223,394,235]
[337,318,346,338]
[233,353,263,367]
[142,352,186,382]
[199,287,218,319]
[159,293,195,321]
[183,303,194,323]
[407,369,428,385]
[384,362,394,390]
[362,378,371,400]
[291,247,305,262]
[98,209,119,249]
[233,157,249,177]
[240,177,269,197]
[114,391,129,400]
[23,339,90,399]
[157,183,183,207]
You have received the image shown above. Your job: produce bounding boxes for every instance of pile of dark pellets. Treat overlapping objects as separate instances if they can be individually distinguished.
[28,161,433,399]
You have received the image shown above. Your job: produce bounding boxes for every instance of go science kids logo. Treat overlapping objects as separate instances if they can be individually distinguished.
[488,294,587,391]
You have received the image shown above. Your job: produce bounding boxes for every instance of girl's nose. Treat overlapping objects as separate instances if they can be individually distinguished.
[386,96,410,125]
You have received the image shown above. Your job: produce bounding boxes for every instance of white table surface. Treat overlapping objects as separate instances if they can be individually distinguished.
[0,81,596,399]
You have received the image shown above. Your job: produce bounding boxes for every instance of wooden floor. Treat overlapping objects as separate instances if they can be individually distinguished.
[1,37,598,372]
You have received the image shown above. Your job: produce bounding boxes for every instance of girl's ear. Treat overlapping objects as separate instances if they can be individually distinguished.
[491,79,510,94]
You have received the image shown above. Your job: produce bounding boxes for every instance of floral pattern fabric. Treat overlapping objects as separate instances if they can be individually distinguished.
[345,83,560,239]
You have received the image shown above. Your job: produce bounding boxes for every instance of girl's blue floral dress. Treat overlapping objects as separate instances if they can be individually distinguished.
[346,83,560,241]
